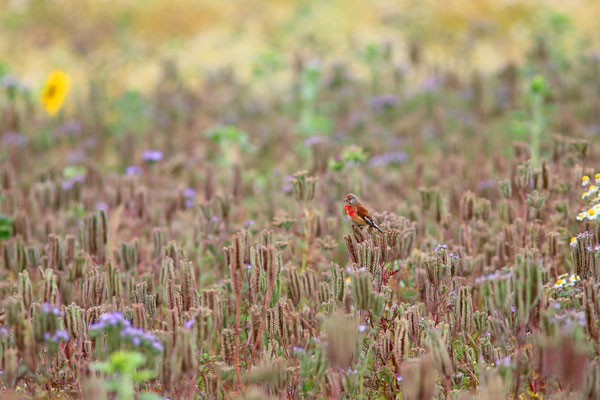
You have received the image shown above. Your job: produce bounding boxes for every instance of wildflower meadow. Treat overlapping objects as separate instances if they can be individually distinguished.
[1,1,600,399]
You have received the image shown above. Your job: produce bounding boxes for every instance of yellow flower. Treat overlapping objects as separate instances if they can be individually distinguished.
[588,208,596,216]
[595,173,600,182]
[570,237,577,244]
[345,277,351,284]
[556,279,563,285]
[582,175,590,186]
[41,70,70,116]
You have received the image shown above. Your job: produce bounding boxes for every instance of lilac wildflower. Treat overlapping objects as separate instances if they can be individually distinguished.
[2,131,28,147]
[126,165,143,175]
[41,303,63,316]
[420,75,442,93]
[44,330,69,344]
[57,120,83,137]
[304,136,328,146]
[142,150,163,162]
[184,319,195,329]
[89,311,131,331]
[183,188,196,198]
[369,151,407,167]
[368,94,399,111]
[434,244,447,252]
[120,326,163,352]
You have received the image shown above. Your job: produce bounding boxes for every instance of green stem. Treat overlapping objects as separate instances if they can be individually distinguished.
[530,93,543,169]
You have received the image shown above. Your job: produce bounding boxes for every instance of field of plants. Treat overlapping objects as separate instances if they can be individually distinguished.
[1,1,600,399]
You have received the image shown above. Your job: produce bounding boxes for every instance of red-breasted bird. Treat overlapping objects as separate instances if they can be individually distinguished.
[344,193,384,233]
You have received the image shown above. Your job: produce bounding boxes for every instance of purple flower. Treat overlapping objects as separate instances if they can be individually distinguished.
[2,131,28,147]
[142,150,163,162]
[120,325,164,352]
[152,341,164,352]
[358,324,367,333]
[304,136,328,146]
[126,165,143,175]
[584,124,599,136]
[184,319,195,329]
[44,330,69,343]
[369,152,407,167]
[90,311,130,331]
[368,94,399,111]
[185,198,194,209]
[41,303,62,315]
[496,356,512,367]
[396,375,403,382]
[57,120,82,137]
[96,202,109,211]
[84,138,98,150]
[420,76,442,93]
[1,75,20,90]
[477,179,496,190]
[244,220,255,228]
[183,188,196,198]
[68,150,87,163]
[281,184,292,194]
[62,180,75,190]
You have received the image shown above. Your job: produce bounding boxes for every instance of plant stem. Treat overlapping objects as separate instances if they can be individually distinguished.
[234,293,241,390]
[530,93,543,169]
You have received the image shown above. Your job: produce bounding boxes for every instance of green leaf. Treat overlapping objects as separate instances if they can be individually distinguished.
[133,369,155,383]
[0,214,13,225]
[91,361,113,373]
[139,392,162,400]
[105,351,146,374]
[63,165,86,180]
[0,226,12,240]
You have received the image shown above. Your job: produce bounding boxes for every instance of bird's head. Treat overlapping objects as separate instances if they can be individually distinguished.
[345,193,359,206]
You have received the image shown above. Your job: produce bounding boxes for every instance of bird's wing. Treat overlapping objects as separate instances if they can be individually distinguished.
[355,204,371,218]
[356,205,384,233]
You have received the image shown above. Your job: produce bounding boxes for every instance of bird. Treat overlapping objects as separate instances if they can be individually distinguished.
[344,193,384,233]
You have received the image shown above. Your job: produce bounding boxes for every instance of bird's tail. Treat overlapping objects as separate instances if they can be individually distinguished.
[364,216,384,233]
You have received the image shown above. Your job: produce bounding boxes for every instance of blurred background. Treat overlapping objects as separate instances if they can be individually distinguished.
[3,0,599,88]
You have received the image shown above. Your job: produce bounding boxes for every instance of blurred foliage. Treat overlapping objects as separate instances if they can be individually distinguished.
[2,0,599,89]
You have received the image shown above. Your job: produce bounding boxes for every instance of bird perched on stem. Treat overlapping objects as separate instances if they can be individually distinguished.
[344,193,384,233]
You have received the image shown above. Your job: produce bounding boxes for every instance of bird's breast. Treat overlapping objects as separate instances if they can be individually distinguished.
[344,205,357,219]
